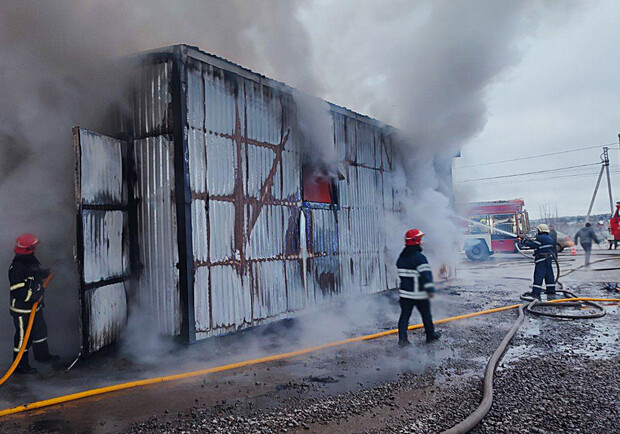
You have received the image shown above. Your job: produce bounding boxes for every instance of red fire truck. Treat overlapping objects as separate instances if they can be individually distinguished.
[460,199,531,261]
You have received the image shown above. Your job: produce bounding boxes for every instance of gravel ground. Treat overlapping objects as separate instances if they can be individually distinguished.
[2,253,618,433]
[128,354,620,433]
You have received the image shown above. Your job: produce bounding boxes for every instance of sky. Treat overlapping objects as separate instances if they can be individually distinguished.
[298,0,620,219]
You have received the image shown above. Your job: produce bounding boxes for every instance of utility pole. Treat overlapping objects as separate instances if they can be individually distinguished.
[586,146,614,222]
[604,146,614,214]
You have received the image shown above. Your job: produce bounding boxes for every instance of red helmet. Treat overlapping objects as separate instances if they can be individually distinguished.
[405,229,424,246]
[14,233,40,255]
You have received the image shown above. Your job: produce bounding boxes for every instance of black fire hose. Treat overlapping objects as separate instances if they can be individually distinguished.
[521,289,606,319]
[441,252,614,434]
[441,301,531,434]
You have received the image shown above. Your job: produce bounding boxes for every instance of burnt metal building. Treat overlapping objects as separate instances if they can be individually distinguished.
[74,45,400,354]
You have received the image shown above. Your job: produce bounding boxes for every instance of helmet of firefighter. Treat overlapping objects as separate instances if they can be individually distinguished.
[536,224,550,234]
[405,229,425,246]
[14,233,39,255]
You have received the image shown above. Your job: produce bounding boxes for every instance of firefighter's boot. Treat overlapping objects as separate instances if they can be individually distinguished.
[14,351,37,375]
[398,339,412,347]
[33,341,59,362]
[426,331,442,344]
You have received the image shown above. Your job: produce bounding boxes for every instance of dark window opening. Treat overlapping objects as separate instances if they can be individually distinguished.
[302,165,337,204]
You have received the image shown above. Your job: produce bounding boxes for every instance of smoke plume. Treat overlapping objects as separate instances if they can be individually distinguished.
[0,0,317,359]
[301,0,575,266]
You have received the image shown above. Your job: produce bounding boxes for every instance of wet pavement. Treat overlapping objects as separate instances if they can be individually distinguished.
[1,249,619,433]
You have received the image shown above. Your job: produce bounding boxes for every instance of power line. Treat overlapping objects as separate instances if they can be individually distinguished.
[454,143,618,169]
[466,169,620,185]
[453,162,601,183]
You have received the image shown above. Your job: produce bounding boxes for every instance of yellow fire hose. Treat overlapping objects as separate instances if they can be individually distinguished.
[0,295,617,419]
[0,272,55,388]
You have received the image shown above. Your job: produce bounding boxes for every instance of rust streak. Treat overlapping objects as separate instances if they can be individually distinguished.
[247,130,290,236]
[233,100,245,276]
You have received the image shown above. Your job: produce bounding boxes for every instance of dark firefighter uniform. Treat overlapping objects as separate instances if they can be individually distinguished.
[9,251,57,373]
[522,231,556,297]
[397,229,441,346]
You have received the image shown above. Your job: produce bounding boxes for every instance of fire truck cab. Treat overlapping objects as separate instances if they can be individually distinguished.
[460,199,530,261]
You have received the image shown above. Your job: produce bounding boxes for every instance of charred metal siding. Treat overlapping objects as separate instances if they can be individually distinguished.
[132,57,182,336]
[176,46,399,340]
[74,128,130,353]
[81,45,400,348]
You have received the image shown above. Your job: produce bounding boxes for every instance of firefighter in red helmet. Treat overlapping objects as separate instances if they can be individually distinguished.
[9,234,58,374]
[396,229,441,347]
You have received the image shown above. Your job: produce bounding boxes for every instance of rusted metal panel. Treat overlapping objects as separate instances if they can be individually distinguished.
[303,208,340,304]
[82,210,128,283]
[193,265,210,336]
[356,122,377,168]
[248,205,284,259]
[187,61,205,131]
[250,260,287,320]
[134,135,181,335]
[80,130,124,205]
[246,144,283,199]
[191,199,208,263]
[188,128,207,194]
[74,127,131,355]
[281,149,301,201]
[284,259,306,311]
[209,264,251,330]
[86,282,128,353]
[206,135,237,196]
[133,60,173,138]
[208,200,236,263]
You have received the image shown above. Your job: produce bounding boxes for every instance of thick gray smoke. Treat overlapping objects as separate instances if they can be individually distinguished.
[0,0,576,366]
[0,0,317,360]
[293,89,338,176]
[302,0,575,267]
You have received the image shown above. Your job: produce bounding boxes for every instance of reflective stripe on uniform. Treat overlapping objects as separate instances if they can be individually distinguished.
[17,316,24,350]
[533,284,543,288]
[424,282,435,289]
[10,282,25,291]
[399,290,429,300]
[398,269,419,277]
[24,289,32,302]
[10,305,40,314]
[417,264,432,272]
[32,337,47,344]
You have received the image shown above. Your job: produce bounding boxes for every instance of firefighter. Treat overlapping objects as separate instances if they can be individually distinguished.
[9,234,58,374]
[574,222,600,267]
[521,224,556,299]
[397,229,441,347]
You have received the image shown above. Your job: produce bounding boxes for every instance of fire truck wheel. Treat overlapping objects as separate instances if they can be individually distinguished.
[466,242,490,261]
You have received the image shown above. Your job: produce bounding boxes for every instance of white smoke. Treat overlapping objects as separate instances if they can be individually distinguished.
[300,0,578,267]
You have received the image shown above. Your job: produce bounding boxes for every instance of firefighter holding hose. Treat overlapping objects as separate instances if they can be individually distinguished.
[8,234,58,374]
[520,224,556,300]
[397,229,441,347]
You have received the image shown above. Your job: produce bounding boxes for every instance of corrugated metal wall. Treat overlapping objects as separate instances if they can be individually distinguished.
[182,50,399,340]
[132,58,182,335]
[75,47,400,350]
[75,128,130,353]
